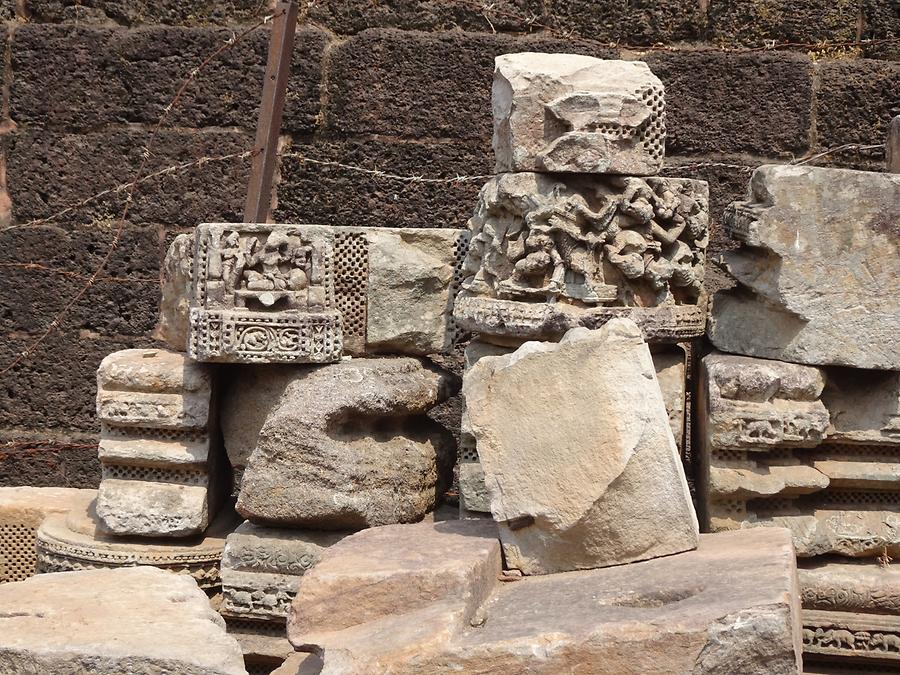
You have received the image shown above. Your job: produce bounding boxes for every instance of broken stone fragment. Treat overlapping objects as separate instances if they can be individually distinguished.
[493,53,666,175]
[0,567,246,675]
[288,527,801,674]
[822,367,900,445]
[709,165,900,370]
[154,231,194,352]
[463,319,698,574]
[236,357,458,529]
[0,487,96,584]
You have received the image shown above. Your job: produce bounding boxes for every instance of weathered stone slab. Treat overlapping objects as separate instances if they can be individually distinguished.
[493,53,666,175]
[96,348,226,538]
[0,566,246,675]
[709,165,900,370]
[221,522,347,623]
[290,528,802,674]
[699,353,900,558]
[0,487,96,584]
[803,609,900,666]
[36,499,234,591]
[236,358,457,529]
[823,367,900,445]
[225,616,293,674]
[454,171,709,344]
[464,319,698,574]
[287,519,502,644]
[189,224,467,363]
[154,231,193,352]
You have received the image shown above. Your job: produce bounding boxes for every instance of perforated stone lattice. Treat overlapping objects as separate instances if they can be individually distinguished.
[448,232,471,346]
[101,464,208,486]
[637,85,666,163]
[101,424,208,444]
[333,231,369,341]
[0,523,38,583]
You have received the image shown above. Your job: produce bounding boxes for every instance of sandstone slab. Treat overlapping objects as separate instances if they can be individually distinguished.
[290,528,801,674]
[0,487,96,584]
[288,519,502,645]
[709,165,900,370]
[493,53,666,174]
[464,319,698,574]
[0,566,246,674]
[236,358,457,529]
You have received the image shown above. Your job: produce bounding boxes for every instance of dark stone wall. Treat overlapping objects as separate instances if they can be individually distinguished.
[0,0,897,486]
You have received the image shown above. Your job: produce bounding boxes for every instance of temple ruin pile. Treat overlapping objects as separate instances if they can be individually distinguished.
[5,48,898,674]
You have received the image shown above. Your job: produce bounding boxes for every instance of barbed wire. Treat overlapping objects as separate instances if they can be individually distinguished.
[0,262,160,284]
[0,10,283,377]
[280,151,495,183]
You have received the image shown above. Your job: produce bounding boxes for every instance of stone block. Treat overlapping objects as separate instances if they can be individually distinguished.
[699,353,900,559]
[287,519,502,643]
[289,527,802,674]
[815,60,900,165]
[225,616,293,675]
[236,358,457,529]
[4,129,252,228]
[323,28,615,141]
[0,223,162,337]
[645,52,812,156]
[493,54,665,174]
[0,487,96,584]
[823,368,900,445]
[274,136,491,231]
[0,566,245,675]
[95,348,226,538]
[0,329,156,433]
[545,0,705,45]
[11,24,327,133]
[708,165,900,370]
[862,0,900,60]
[454,172,709,344]
[272,653,323,675]
[35,499,234,592]
[23,0,268,25]
[464,320,698,574]
[707,0,858,47]
[189,224,468,363]
[307,0,545,34]
[221,522,347,623]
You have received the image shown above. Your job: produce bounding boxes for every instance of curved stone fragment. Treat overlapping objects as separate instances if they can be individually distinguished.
[236,358,458,529]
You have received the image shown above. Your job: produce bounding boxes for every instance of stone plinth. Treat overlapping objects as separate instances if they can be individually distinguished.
[189,224,468,363]
[0,487,96,584]
[453,171,709,344]
[464,320,697,574]
[288,527,801,674]
[35,499,235,592]
[236,358,457,529]
[96,348,227,538]
[493,54,666,175]
[709,165,900,370]
[0,567,246,675]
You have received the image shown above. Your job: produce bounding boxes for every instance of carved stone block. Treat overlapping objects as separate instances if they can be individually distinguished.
[453,172,709,344]
[0,488,96,584]
[188,224,468,363]
[823,368,900,446]
[699,353,900,559]
[154,232,193,352]
[288,527,801,674]
[493,54,666,175]
[709,165,900,370]
[0,567,246,675]
[35,499,234,592]
[463,320,698,575]
[95,348,227,538]
[235,358,458,529]
[221,522,346,624]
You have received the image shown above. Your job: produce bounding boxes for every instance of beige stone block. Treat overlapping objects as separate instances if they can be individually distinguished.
[464,320,698,574]
[0,566,246,674]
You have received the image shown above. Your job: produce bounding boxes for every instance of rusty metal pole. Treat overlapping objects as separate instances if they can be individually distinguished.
[244,1,299,223]
[887,115,900,174]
